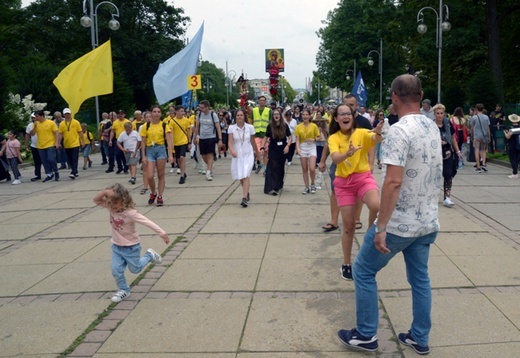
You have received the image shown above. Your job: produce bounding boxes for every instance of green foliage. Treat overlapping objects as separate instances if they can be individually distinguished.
[198,61,227,106]
[466,69,499,110]
[1,0,188,117]
[316,0,520,107]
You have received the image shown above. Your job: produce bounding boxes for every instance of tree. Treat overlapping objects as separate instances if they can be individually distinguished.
[198,61,227,107]
[316,0,404,107]
[3,0,188,119]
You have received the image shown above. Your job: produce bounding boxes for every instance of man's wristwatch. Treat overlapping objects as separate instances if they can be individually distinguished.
[375,226,386,234]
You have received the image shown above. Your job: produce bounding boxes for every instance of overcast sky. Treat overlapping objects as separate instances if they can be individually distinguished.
[22,0,340,89]
[172,0,340,89]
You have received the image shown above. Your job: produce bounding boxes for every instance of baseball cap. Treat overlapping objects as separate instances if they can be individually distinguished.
[63,108,72,114]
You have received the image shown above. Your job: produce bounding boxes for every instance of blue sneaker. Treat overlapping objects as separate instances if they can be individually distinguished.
[398,331,430,355]
[338,328,378,352]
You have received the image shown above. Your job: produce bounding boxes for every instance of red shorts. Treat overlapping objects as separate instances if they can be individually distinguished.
[333,171,379,206]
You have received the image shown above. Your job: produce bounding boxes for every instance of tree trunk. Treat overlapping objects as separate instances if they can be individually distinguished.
[486,0,504,103]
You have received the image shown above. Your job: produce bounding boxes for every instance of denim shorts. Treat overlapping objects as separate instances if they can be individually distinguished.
[145,145,167,162]
[82,144,91,157]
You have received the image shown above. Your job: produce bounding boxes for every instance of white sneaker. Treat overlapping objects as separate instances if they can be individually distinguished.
[176,168,181,174]
[508,174,518,179]
[169,168,174,173]
[206,171,213,181]
[443,198,455,207]
[146,248,162,264]
[12,179,21,185]
[287,161,292,166]
[111,290,130,303]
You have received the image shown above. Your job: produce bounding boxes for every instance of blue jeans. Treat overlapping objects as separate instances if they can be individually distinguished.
[353,225,437,346]
[111,243,152,292]
[38,147,59,176]
[8,157,21,179]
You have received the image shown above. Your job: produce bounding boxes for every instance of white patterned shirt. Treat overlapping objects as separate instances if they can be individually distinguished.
[380,114,442,237]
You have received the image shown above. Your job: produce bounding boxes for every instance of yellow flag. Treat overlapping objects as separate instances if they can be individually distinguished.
[53,40,113,117]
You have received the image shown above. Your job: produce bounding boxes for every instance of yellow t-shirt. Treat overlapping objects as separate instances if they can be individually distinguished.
[82,131,94,144]
[169,117,191,146]
[140,122,171,146]
[295,122,319,141]
[35,119,58,149]
[132,120,145,131]
[111,119,130,139]
[328,128,375,178]
[59,119,83,148]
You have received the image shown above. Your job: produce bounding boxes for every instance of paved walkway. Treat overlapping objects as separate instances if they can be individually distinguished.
[1,152,520,357]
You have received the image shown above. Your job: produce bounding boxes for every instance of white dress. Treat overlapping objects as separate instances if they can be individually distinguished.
[229,123,255,180]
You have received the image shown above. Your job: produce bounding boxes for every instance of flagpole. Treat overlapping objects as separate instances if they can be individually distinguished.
[80,0,120,130]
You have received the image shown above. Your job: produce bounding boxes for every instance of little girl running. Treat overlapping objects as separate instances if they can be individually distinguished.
[93,183,170,302]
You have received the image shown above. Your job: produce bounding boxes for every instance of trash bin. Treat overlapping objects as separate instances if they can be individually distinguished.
[495,125,506,152]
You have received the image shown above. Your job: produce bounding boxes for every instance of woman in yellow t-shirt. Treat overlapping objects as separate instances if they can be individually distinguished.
[295,109,320,194]
[328,104,383,281]
[140,105,173,206]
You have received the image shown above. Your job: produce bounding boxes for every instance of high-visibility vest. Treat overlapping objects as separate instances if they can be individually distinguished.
[252,107,270,134]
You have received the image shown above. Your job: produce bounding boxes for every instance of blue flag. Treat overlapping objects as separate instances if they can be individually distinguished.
[153,23,204,105]
[182,90,199,109]
[351,71,368,107]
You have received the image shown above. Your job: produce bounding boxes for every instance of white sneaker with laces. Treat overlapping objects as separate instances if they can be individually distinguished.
[111,290,130,303]
[176,168,181,174]
[508,174,518,179]
[443,198,455,207]
[12,179,21,185]
[146,248,162,264]
[169,168,174,173]
[206,170,213,181]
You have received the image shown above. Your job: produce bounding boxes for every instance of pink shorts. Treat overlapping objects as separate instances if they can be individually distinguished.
[333,171,379,206]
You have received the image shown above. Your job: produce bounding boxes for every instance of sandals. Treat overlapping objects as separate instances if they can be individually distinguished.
[140,188,148,195]
[322,223,339,232]
[355,221,363,230]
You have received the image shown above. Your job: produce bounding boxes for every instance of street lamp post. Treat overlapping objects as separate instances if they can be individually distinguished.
[80,0,120,129]
[367,39,383,106]
[226,69,236,108]
[417,1,451,103]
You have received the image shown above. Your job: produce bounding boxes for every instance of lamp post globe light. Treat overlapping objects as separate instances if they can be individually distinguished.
[345,70,354,81]
[81,0,120,128]
[416,0,451,103]
[367,39,383,105]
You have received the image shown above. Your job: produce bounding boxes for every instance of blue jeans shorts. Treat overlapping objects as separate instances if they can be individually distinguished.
[145,145,167,162]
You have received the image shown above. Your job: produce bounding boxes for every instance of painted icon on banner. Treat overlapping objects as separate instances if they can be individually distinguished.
[187,75,202,90]
[265,49,284,72]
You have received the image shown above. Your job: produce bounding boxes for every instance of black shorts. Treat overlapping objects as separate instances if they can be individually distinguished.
[174,145,187,159]
[199,138,216,155]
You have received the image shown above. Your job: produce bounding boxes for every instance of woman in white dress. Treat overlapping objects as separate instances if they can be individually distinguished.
[228,109,260,207]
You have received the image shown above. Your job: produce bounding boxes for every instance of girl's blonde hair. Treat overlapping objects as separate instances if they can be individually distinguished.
[107,183,135,210]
